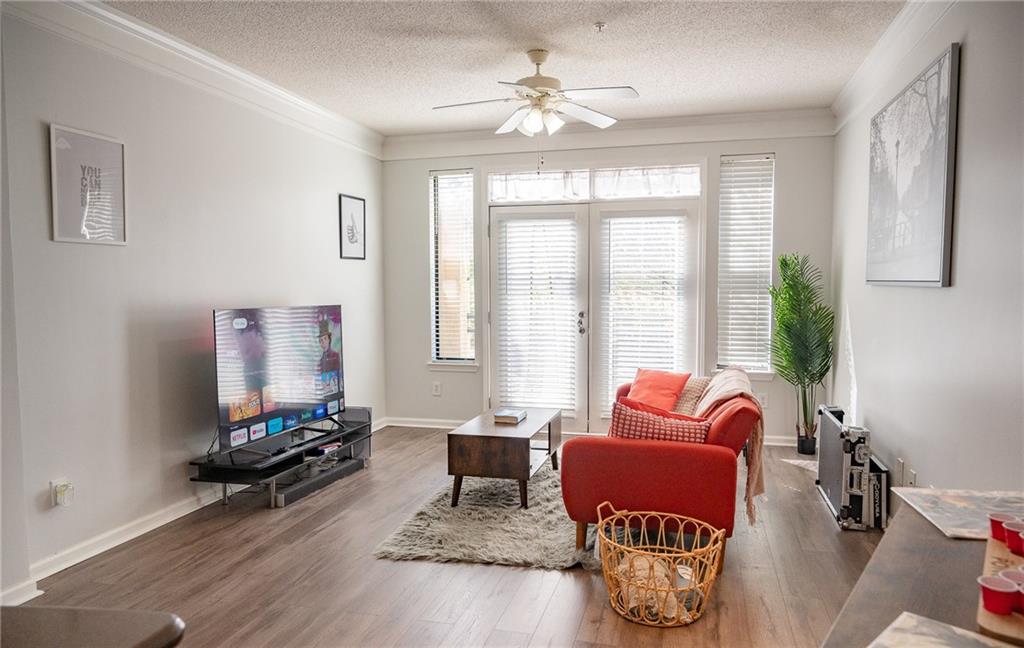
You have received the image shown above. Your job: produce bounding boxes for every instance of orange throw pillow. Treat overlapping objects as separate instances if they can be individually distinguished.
[626,369,690,410]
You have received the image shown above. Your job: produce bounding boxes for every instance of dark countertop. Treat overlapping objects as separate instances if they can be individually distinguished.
[823,503,986,646]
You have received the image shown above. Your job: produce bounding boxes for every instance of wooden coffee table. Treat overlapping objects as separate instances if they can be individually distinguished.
[447,408,562,509]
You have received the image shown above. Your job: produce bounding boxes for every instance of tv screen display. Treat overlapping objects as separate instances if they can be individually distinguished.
[214,304,344,450]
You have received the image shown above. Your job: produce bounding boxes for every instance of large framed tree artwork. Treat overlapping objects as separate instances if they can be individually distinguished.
[867,43,959,287]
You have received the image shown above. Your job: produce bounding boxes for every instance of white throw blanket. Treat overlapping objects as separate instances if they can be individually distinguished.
[695,366,765,525]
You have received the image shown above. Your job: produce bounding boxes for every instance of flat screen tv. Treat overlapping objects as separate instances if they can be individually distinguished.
[214,304,344,451]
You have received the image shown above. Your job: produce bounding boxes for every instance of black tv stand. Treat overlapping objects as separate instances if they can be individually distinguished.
[190,407,372,508]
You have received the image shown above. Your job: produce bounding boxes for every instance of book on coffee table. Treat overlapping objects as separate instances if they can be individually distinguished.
[494,408,527,425]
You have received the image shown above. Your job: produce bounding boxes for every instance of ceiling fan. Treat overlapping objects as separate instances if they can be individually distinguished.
[432,49,639,136]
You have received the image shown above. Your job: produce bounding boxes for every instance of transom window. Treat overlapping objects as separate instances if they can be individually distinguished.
[488,165,701,204]
[593,165,701,199]
[488,169,590,203]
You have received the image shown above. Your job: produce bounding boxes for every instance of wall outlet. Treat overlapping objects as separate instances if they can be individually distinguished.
[755,392,769,409]
[907,469,918,488]
[431,381,442,397]
[895,458,905,487]
[50,478,74,507]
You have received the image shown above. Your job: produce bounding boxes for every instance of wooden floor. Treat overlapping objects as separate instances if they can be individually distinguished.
[29,428,880,647]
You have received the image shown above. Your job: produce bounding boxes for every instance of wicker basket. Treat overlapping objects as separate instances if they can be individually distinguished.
[596,501,725,627]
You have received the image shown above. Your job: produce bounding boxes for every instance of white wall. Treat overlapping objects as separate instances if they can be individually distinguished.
[383,136,835,442]
[831,1,1024,489]
[2,14,385,575]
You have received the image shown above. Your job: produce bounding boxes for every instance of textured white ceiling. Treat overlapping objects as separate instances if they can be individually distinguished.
[109,1,903,137]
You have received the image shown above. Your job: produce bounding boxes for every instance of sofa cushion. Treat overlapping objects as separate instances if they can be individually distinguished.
[609,400,710,444]
[626,369,690,410]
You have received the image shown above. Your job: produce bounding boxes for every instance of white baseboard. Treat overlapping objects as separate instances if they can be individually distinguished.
[29,486,222,583]
[1,578,44,605]
[764,435,797,448]
[377,416,463,430]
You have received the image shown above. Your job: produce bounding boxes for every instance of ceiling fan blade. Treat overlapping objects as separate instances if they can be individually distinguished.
[561,86,639,100]
[498,81,539,95]
[495,105,530,134]
[433,97,516,110]
[556,101,617,129]
[516,121,535,137]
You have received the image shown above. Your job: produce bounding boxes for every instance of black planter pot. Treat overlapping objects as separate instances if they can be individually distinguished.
[797,436,817,455]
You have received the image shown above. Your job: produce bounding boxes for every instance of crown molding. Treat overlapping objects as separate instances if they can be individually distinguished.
[381,108,836,161]
[2,1,385,159]
[831,0,958,131]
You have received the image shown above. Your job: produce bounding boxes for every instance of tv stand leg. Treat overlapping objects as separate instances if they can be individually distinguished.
[269,479,277,509]
[221,484,228,506]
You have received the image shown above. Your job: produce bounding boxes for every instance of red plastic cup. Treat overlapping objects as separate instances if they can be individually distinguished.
[999,570,1024,611]
[990,512,1018,541]
[979,576,1018,615]
[1004,523,1024,555]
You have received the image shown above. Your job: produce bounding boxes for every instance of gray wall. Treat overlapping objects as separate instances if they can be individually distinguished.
[830,1,1024,489]
[3,16,386,572]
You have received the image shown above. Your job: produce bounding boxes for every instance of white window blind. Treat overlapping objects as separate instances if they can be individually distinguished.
[429,170,475,362]
[494,217,578,411]
[488,169,590,203]
[598,214,692,416]
[593,165,701,199]
[717,154,775,372]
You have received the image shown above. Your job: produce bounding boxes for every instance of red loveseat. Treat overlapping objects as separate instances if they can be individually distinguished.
[560,382,761,565]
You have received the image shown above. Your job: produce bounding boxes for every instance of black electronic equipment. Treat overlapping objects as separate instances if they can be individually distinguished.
[213,305,345,453]
[816,405,889,531]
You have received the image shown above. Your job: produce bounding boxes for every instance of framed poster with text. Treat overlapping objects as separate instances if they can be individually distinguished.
[50,124,126,245]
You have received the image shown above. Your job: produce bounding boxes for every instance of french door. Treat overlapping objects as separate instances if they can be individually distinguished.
[489,204,590,430]
[489,199,700,432]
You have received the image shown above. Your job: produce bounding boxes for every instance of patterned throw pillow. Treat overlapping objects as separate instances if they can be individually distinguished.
[673,376,711,415]
[609,400,710,444]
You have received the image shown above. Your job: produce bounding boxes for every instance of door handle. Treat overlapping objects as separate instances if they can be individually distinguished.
[577,313,586,334]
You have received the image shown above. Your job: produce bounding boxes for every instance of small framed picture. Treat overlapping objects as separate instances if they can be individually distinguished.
[50,124,126,245]
[339,193,366,260]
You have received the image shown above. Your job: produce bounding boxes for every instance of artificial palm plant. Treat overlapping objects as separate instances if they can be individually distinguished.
[768,254,834,453]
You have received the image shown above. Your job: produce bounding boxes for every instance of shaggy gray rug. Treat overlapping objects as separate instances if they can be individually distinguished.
[374,464,599,570]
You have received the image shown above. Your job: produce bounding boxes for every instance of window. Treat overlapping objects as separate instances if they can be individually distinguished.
[717,154,775,372]
[593,165,701,199]
[429,170,475,362]
[488,169,590,203]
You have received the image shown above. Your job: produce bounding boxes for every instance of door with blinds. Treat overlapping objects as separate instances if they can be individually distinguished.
[489,205,590,430]
[489,200,699,432]
[588,200,699,432]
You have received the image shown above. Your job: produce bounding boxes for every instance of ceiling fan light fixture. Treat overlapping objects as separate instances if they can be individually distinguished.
[435,50,637,137]
[522,106,544,134]
[543,110,564,135]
